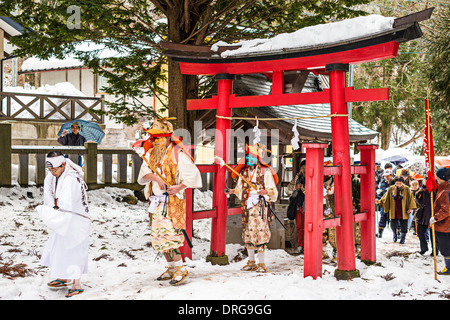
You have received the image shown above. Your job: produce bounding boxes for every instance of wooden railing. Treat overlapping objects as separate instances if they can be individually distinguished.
[6,143,143,190]
[0,122,137,188]
[0,91,104,123]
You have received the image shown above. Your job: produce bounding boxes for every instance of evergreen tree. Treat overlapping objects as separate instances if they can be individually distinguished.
[351,0,446,153]
[423,4,450,155]
[0,0,371,130]
[352,39,427,151]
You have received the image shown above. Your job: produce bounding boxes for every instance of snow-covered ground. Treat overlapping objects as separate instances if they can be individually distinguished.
[0,185,448,301]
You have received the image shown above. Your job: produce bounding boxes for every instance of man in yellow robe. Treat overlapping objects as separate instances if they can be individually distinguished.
[137,118,202,285]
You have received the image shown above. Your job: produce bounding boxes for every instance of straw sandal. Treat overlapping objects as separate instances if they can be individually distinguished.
[157,266,175,281]
[255,263,268,273]
[241,260,257,271]
[169,266,189,285]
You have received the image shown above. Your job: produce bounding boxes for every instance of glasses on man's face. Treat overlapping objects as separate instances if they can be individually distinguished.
[71,126,80,130]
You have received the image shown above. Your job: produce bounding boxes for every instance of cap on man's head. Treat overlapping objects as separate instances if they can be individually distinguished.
[436,168,450,181]
[71,121,81,128]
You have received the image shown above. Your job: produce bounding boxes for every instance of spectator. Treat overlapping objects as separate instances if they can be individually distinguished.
[286,159,306,254]
[381,175,417,244]
[376,169,394,238]
[57,122,87,146]
[375,162,384,188]
[384,162,396,176]
[409,180,420,233]
[322,175,336,260]
[430,168,450,275]
[415,181,436,255]
[401,168,412,186]
[57,122,86,166]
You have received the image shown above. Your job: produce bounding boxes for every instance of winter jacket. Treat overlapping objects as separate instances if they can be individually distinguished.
[415,187,434,225]
[57,132,87,146]
[376,178,394,200]
[381,184,417,220]
[433,181,450,233]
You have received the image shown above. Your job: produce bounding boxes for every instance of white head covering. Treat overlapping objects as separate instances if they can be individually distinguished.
[45,155,66,168]
[45,155,84,176]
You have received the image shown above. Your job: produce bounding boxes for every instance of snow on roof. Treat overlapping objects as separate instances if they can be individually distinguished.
[211,14,394,58]
[21,57,85,72]
[20,41,125,72]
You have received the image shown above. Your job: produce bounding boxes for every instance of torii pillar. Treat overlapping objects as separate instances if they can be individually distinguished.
[208,74,233,265]
[358,143,378,263]
[327,63,360,279]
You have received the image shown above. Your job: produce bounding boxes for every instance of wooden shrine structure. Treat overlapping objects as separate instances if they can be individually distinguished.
[164,8,433,279]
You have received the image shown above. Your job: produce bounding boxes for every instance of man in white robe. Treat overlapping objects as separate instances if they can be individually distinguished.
[137,118,202,285]
[38,151,90,297]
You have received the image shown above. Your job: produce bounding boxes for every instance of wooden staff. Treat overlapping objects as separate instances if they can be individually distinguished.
[215,156,258,191]
[426,85,438,280]
[134,148,172,187]
[134,148,192,248]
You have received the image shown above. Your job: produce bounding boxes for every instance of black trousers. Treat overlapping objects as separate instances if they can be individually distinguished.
[435,231,450,257]
[417,224,429,253]
[390,219,408,234]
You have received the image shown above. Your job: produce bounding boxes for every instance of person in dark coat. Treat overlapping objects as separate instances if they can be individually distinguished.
[286,159,306,254]
[57,122,86,166]
[57,122,87,146]
[376,169,394,238]
[415,183,436,255]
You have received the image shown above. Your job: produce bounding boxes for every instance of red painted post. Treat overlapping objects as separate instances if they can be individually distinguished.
[357,144,378,263]
[209,74,233,264]
[326,63,358,276]
[303,142,327,279]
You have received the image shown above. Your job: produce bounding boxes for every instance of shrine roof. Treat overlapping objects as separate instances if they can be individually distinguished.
[235,74,378,142]
[195,73,377,143]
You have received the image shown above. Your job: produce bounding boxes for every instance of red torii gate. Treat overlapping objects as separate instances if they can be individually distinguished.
[168,8,433,279]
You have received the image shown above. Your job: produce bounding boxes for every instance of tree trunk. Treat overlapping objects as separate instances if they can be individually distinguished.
[380,123,392,150]
[167,8,199,140]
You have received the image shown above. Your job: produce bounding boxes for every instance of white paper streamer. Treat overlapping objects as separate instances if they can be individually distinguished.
[252,119,261,145]
[291,119,300,150]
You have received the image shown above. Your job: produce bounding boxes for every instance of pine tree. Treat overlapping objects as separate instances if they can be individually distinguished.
[351,0,446,153]
[1,0,371,131]
[423,4,450,155]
